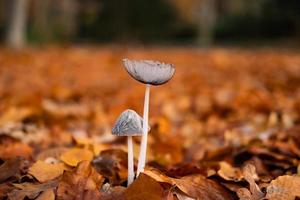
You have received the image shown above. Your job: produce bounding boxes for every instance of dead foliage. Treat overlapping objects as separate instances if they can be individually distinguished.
[0,47,300,199]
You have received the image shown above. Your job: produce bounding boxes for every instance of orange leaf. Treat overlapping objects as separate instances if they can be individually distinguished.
[29,160,66,182]
[60,148,93,166]
[57,161,104,200]
[0,141,32,159]
[217,162,243,182]
[125,174,164,200]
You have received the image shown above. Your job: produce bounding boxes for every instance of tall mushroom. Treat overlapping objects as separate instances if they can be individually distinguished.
[123,59,175,176]
[112,109,144,186]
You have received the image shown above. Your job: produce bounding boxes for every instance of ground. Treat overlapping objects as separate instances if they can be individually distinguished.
[0,46,300,200]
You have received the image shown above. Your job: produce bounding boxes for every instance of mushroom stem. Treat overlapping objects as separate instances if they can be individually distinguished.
[127,136,134,186]
[137,84,150,176]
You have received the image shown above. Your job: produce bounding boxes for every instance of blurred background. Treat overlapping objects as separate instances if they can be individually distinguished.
[1,0,300,49]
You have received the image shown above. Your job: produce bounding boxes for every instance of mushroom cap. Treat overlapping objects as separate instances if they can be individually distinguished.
[123,59,175,85]
[112,109,145,136]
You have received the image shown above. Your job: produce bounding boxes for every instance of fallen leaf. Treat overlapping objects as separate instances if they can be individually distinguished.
[242,164,264,200]
[36,147,68,161]
[172,175,234,200]
[57,161,104,200]
[7,180,58,200]
[0,183,13,199]
[266,175,300,200]
[99,183,126,200]
[125,174,165,200]
[93,149,128,185]
[165,163,206,177]
[144,168,234,200]
[0,136,33,159]
[60,148,93,166]
[92,143,110,155]
[1,46,300,200]
[173,188,196,200]
[36,189,55,200]
[29,160,66,182]
[42,99,90,117]
[72,130,91,146]
[0,157,24,183]
[249,146,297,165]
[72,132,110,155]
[221,182,244,193]
[144,168,173,184]
[0,107,34,126]
[0,122,49,144]
[236,188,252,200]
[217,162,243,182]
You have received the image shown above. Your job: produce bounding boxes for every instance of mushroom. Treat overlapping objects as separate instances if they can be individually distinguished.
[111,109,144,186]
[123,59,175,176]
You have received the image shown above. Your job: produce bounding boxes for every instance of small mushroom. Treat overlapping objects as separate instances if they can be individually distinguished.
[123,59,175,176]
[112,109,144,186]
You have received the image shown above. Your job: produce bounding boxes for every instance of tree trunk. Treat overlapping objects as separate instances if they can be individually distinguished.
[59,0,78,39]
[32,0,77,42]
[196,0,217,46]
[6,0,29,49]
[32,0,52,42]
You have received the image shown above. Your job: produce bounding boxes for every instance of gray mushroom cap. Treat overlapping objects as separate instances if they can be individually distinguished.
[123,59,175,85]
[112,109,147,136]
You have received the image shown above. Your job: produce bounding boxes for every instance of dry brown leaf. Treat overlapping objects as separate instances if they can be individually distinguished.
[0,157,24,183]
[217,162,243,182]
[99,184,126,200]
[57,160,104,200]
[7,180,58,200]
[236,188,252,200]
[36,189,55,200]
[249,146,297,165]
[0,183,13,199]
[60,148,93,166]
[172,175,234,200]
[36,147,68,161]
[242,164,264,200]
[93,149,128,185]
[144,167,234,199]
[266,175,300,200]
[29,160,66,182]
[1,46,300,200]
[125,173,165,200]
[172,187,196,200]
[143,168,173,184]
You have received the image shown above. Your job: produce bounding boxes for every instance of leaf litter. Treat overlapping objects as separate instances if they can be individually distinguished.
[0,47,300,199]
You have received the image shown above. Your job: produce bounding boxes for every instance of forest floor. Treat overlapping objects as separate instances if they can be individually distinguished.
[0,46,300,200]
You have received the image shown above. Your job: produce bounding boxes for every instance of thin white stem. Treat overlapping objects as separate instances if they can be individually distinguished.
[127,136,134,186]
[137,84,150,176]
